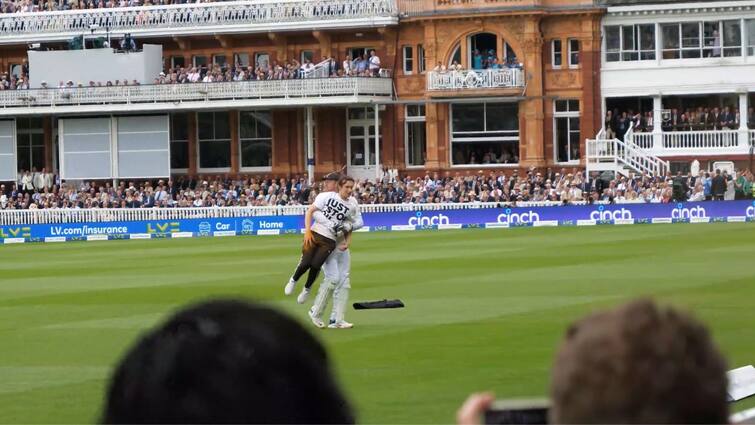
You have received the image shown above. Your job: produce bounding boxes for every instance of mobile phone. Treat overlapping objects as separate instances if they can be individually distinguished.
[483,399,549,425]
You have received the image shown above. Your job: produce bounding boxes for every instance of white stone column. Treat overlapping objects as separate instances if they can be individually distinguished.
[652,95,663,153]
[306,106,314,185]
[374,103,381,182]
[738,92,748,149]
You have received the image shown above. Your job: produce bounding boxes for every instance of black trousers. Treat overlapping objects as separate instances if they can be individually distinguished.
[292,232,336,289]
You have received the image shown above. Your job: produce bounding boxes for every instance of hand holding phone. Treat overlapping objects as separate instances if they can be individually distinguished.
[483,399,549,425]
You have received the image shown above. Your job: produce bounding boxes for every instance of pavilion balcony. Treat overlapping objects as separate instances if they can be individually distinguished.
[0,0,398,44]
[0,77,393,116]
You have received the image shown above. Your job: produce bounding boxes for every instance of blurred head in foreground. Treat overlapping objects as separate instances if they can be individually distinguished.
[550,299,728,424]
[102,299,354,424]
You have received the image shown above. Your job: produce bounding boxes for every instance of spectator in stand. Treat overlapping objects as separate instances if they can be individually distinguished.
[472,49,483,70]
[604,110,615,139]
[354,54,368,75]
[368,50,381,77]
[711,169,726,201]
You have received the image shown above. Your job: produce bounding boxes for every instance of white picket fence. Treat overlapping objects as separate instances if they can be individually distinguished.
[0,201,583,226]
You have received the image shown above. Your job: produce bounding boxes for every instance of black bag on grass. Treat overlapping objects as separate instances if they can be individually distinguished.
[353,299,405,310]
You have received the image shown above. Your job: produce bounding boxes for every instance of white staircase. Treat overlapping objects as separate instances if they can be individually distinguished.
[301,59,333,79]
[586,127,669,178]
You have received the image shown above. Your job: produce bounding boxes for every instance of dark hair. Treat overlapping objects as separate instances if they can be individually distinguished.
[550,299,728,424]
[338,176,355,187]
[102,299,354,424]
[323,172,342,182]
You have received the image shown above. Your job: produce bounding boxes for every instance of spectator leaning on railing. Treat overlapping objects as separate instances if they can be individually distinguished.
[1,168,752,210]
[607,103,755,135]
[25,53,389,90]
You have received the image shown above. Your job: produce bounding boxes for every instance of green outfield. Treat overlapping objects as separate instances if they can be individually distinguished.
[1,223,755,423]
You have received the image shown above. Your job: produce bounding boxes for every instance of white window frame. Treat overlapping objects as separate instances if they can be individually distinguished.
[212,54,227,68]
[300,50,314,64]
[233,53,250,67]
[553,100,581,164]
[552,39,562,69]
[238,110,273,173]
[568,38,580,68]
[404,104,426,168]
[660,20,742,60]
[15,117,45,173]
[418,44,426,73]
[192,55,208,68]
[403,45,413,75]
[170,56,185,69]
[605,24,656,62]
[448,43,461,68]
[169,112,189,174]
[255,52,270,70]
[197,111,231,173]
[448,102,520,168]
[747,19,755,56]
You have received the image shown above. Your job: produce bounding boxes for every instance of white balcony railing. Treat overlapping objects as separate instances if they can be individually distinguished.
[633,132,653,149]
[0,77,392,114]
[426,69,524,91]
[663,130,740,150]
[0,0,397,43]
[626,129,752,156]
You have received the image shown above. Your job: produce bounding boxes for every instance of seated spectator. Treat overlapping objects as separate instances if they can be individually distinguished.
[458,299,728,425]
[101,299,354,424]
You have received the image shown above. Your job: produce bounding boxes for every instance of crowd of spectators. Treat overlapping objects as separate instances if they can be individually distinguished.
[1,0,214,13]
[605,105,755,139]
[8,49,385,91]
[152,52,383,86]
[431,48,523,74]
[2,166,753,210]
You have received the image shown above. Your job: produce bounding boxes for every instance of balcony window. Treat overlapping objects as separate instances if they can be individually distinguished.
[213,55,227,70]
[403,46,413,75]
[662,21,742,59]
[198,111,231,170]
[605,24,655,62]
[405,104,426,167]
[234,53,250,67]
[418,44,426,73]
[748,20,755,55]
[170,112,189,171]
[450,103,519,166]
[301,50,314,64]
[255,53,269,71]
[193,55,208,69]
[239,111,272,170]
[170,56,185,69]
[554,100,580,163]
[449,43,461,68]
[568,39,580,67]
[552,40,562,68]
[722,20,742,57]
[16,117,44,173]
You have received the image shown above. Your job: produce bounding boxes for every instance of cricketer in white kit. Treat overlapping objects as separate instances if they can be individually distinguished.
[308,190,363,329]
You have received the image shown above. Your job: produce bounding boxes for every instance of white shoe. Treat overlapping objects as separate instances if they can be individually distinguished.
[328,321,353,329]
[297,288,311,304]
[308,309,325,328]
[284,278,296,296]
